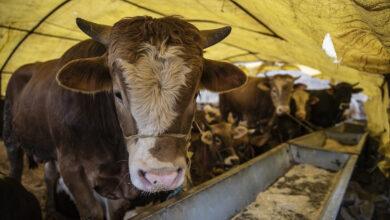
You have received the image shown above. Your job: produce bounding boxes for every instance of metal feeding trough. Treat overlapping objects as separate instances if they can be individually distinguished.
[290,122,368,155]
[132,122,367,220]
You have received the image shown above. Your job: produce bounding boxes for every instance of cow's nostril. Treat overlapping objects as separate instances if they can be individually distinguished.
[138,170,146,177]
[276,105,290,115]
[296,112,306,119]
[143,170,180,187]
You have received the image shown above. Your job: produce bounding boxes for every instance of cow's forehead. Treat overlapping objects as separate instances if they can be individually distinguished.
[293,90,309,100]
[211,123,232,134]
[110,16,202,52]
[116,41,195,135]
[271,76,294,89]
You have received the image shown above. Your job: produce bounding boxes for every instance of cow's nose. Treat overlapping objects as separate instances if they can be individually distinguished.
[276,106,290,115]
[231,157,240,165]
[296,111,306,120]
[224,155,240,166]
[141,169,182,188]
[339,103,349,110]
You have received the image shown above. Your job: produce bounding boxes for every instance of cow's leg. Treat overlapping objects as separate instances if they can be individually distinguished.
[44,160,71,220]
[3,99,24,181]
[58,156,104,219]
[105,199,131,220]
[5,143,24,181]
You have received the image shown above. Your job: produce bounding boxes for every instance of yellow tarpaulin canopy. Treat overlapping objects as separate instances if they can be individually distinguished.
[1,0,389,175]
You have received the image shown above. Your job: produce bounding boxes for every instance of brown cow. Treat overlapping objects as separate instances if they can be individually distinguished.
[219,75,299,128]
[189,121,248,185]
[4,16,246,219]
[291,83,320,121]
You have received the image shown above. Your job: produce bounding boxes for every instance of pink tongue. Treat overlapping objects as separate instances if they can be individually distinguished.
[144,171,178,187]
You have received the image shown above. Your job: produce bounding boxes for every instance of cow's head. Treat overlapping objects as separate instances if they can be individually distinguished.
[291,83,319,120]
[56,16,246,192]
[203,104,222,124]
[257,74,300,115]
[200,122,245,166]
[330,82,363,110]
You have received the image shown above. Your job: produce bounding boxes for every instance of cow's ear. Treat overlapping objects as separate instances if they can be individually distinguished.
[310,96,320,105]
[326,88,335,95]
[352,87,363,93]
[201,131,213,145]
[201,59,247,93]
[257,81,270,91]
[233,126,248,139]
[56,56,112,94]
[227,112,236,124]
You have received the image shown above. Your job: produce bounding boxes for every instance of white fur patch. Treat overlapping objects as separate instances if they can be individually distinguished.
[118,43,191,135]
[56,177,111,219]
[224,155,239,165]
[56,177,75,201]
[128,132,185,191]
[117,43,190,192]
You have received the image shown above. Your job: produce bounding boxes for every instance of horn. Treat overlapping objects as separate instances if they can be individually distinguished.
[76,18,111,45]
[351,82,359,87]
[264,72,270,79]
[200,26,232,48]
[293,75,301,81]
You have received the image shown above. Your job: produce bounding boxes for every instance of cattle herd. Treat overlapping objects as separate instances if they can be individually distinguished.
[0,16,363,220]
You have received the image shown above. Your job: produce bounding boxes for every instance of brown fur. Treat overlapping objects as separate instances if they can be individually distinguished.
[4,16,246,219]
[219,75,295,128]
[220,77,273,128]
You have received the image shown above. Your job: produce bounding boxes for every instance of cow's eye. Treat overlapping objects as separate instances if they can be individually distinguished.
[114,91,122,101]
[214,136,222,145]
[194,92,199,100]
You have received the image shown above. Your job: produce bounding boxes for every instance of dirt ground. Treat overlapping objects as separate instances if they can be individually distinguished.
[0,142,47,214]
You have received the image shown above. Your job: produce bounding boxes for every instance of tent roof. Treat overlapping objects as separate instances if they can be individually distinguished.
[1,0,390,175]
[1,1,389,83]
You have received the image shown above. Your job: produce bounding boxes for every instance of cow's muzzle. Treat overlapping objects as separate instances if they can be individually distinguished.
[296,111,307,120]
[137,168,184,191]
[224,155,240,166]
[339,103,350,110]
[276,105,290,115]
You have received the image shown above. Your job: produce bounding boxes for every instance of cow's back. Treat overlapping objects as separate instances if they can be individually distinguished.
[309,90,338,127]
[219,77,273,125]
[6,40,109,161]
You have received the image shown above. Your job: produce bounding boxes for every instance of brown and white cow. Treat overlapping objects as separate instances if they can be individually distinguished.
[219,75,299,128]
[4,16,246,219]
[189,121,248,185]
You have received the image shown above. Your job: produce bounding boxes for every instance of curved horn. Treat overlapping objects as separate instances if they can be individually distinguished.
[351,82,359,87]
[76,18,111,45]
[293,75,301,81]
[201,26,232,49]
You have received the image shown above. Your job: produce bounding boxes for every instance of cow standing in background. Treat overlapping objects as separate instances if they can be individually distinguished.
[219,75,300,129]
[309,82,363,128]
[189,105,256,186]
[4,16,246,219]
[274,84,318,142]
